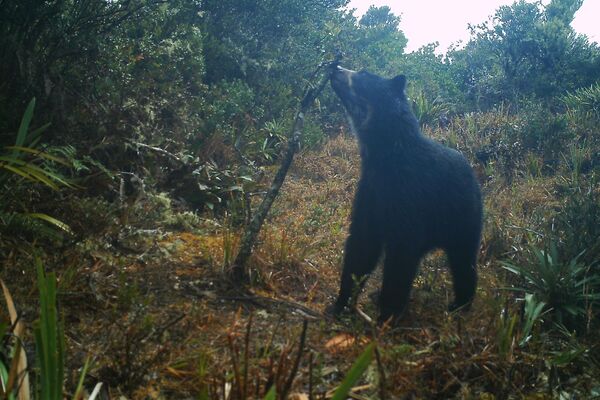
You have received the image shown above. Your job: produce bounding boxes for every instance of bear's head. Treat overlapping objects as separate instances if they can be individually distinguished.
[330,66,418,144]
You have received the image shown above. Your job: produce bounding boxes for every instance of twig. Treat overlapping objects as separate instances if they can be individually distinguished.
[274,346,289,396]
[227,333,243,400]
[354,306,373,325]
[87,382,104,400]
[254,373,261,398]
[129,141,183,163]
[309,351,314,400]
[504,224,544,237]
[243,314,254,399]
[325,384,372,399]
[142,313,185,342]
[352,303,386,399]
[230,56,341,281]
[281,320,309,400]
[119,176,125,207]
[265,358,275,396]
[219,293,323,319]
[374,346,387,400]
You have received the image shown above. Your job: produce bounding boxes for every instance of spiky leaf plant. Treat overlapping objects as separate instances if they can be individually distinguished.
[0,98,73,235]
[502,242,600,326]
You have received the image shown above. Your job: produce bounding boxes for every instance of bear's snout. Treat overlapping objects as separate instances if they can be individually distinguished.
[330,66,356,98]
[331,66,355,85]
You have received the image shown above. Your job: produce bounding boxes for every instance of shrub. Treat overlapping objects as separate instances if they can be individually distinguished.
[502,242,600,328]
[516,100,573,160]
[0,99,73,240]
[562,82,600,124]
[554,177,600,266]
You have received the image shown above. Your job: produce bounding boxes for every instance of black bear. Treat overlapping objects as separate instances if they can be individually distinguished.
[329,66,483,322]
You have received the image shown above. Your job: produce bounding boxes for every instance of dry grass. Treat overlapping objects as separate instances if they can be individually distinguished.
[2,129,598,399]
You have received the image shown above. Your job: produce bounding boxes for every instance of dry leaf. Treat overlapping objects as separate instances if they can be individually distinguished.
[289,393,309,400]
[325,333,364,352]
[1,279,31,400]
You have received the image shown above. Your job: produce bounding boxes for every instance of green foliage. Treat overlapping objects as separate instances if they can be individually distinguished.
[191,161,251,213]
[259,119,288,162]
[0,310,20,400]
[2,0,600,397]
[1,99,70,191]
[330,342,375,400]
[450,0,599,110]
[408,86,452,128]
[0,260,89,400]
[34,258,65,400]
[554,177,600,265]
[200,80,258,143]
[1,0,598,197]
[401,44,462,109]
[562,82,600,123]
[1,99,73,238]
[206,0,353,78]
[516,100,573,158]
[1,1,181,133]
[496,309,518,360]
[520,293,547,346]
[502,242,600,326]
[350,6,408,73]
[262,385,276,400]
[200,0,347,126]
[1,0,211,211]
[550,324,589,368]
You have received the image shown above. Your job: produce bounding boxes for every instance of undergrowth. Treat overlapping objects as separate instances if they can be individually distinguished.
[2,105,600,398]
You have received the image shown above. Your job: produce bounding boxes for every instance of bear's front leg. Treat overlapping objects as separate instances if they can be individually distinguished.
[329,205,382,316]
[378,248,421,324]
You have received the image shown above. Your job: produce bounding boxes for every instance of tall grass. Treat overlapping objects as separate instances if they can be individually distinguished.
[33,258,65,400]
[1,259,90,400]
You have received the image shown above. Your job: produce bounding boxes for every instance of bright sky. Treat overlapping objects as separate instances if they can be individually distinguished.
[348,0,600,54]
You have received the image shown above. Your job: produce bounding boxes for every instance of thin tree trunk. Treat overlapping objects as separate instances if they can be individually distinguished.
[230,62,334,282]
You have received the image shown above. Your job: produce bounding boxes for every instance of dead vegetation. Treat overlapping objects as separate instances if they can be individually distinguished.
[2,126,599,399]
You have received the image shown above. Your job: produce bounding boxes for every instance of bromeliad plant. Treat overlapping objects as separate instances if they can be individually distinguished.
[501,241,600,328]
[562,81,600,123]
[0,98,73,235]
[1,258,91,400]
[408,86,452,128]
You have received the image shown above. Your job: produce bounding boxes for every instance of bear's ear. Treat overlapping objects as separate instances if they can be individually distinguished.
[391,74,407,95]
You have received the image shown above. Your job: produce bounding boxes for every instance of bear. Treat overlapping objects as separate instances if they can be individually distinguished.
[328,66,483,323]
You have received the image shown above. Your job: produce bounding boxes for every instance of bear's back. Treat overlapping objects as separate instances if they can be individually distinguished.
[365,136,482,248]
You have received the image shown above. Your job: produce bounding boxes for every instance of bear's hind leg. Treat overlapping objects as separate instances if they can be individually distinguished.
[446,245,478,312]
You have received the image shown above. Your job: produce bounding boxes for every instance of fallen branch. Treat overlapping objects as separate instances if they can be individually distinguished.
[129,140,183,163]
[230,57,340,282]
[280,320,309,400]
[218,293,323,320]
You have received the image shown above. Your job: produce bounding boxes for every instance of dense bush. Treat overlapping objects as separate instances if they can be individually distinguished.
[2,0,600,398]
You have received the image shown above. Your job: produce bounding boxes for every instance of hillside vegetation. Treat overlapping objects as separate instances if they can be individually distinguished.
[1,0,599,398]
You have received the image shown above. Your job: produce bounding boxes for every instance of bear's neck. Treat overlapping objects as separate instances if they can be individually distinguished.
[358,114,423,163]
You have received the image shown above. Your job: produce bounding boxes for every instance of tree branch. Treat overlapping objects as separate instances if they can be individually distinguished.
[229,58,339,282]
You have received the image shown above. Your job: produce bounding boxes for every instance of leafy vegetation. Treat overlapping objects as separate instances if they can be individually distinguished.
[1,0,599,398]
[502,242,600,328]
[1,259,90,400]
[1,98,74,241]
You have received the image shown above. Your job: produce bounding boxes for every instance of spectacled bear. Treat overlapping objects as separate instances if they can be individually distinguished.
[329,66,483,323]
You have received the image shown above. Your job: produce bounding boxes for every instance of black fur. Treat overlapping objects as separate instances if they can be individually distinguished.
[329,67,483,322]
